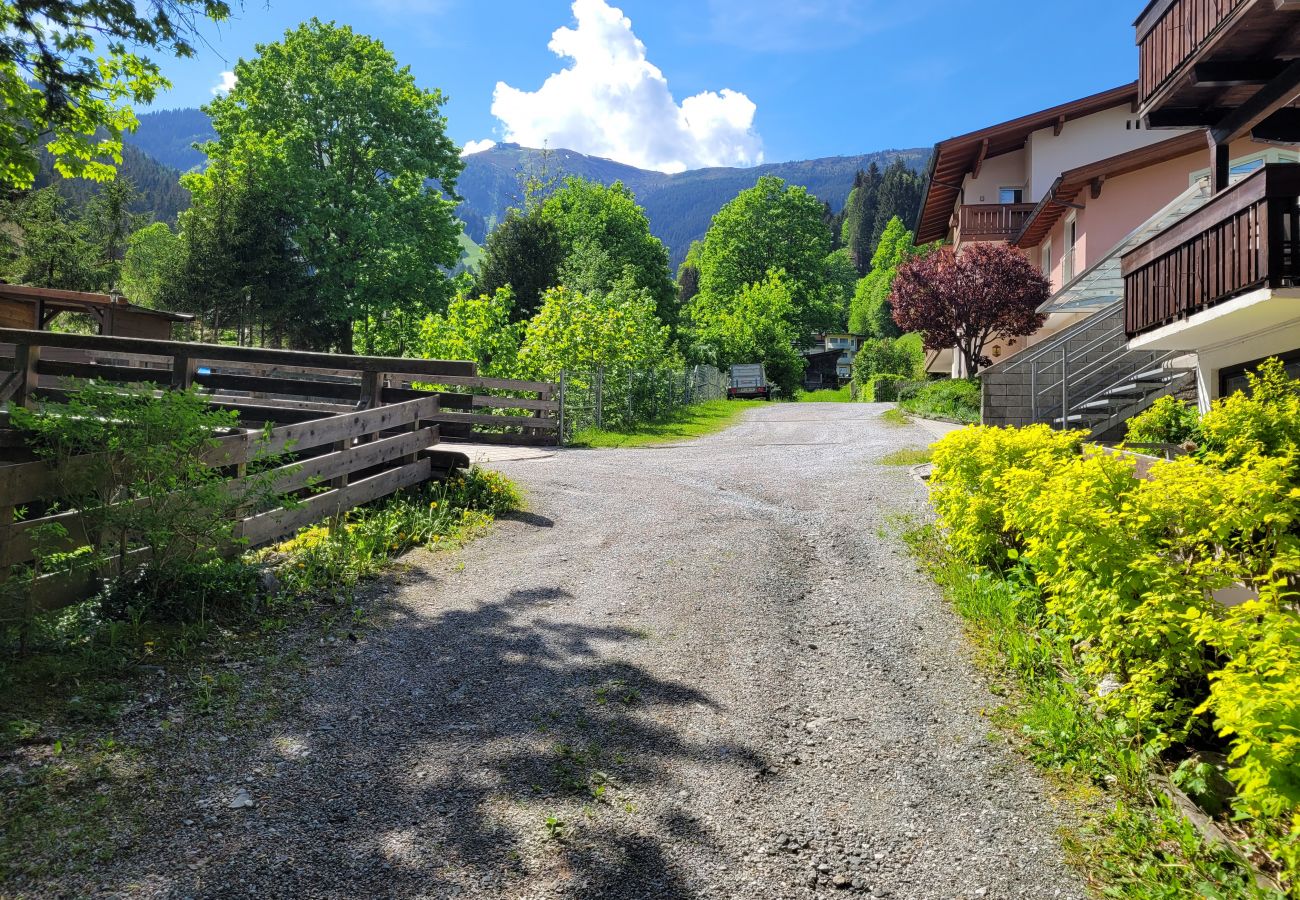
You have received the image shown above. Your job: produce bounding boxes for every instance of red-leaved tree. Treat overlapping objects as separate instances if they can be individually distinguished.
[891,242,1049,375]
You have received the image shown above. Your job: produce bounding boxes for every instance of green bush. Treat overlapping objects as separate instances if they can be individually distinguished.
[929,424,1085,568]
[1125,395,1201,445]
[928,373,1300,885]
[898,378,980,423]
[865,374,907,402]
[8,382,288,624]
[852,336,920,386]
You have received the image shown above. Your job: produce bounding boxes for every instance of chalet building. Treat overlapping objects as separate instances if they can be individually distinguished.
[915,1,1300,435]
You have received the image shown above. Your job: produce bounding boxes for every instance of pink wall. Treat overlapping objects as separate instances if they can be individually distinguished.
[1025,138,1285,286]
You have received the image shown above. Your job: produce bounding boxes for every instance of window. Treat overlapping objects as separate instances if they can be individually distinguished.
[1220,349,1300,398]
[1041,241,1052,279]
[1063,215,1078,283]
[999,187,1024,204]
[1189,149,1300,186]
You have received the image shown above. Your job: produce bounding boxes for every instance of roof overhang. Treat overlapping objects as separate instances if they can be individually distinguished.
[0,283,195,323]
[914,83,1140,244]
[1013,130,1205,248]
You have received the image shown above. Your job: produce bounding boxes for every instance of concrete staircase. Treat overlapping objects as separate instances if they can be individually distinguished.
[981,303,1193,438]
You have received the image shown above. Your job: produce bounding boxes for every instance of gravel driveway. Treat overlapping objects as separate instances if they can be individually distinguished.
[68,403,1086,900]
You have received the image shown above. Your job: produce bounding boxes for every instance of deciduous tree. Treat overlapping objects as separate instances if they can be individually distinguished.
[540,178,676,329]
[891,242,1049,375]
[689,269,805,397]
[0,0,230,188]
[414,288,523,377]
[697,175,833,341]
[200,19,464,352]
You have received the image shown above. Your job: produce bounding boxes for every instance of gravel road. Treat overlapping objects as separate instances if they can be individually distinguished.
[64,403,1087,900]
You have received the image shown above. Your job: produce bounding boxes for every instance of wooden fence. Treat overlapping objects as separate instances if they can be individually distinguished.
[0,327,560,446]
[0,328,559,615]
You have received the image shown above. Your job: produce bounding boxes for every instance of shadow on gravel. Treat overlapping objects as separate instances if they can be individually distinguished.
[501,510,557,528]
[103,584,763,898]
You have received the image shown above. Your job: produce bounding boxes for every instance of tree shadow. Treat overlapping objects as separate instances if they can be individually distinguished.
[105,584,765,897]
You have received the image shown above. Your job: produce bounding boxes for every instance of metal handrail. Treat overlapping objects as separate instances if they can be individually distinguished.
[999,303,1124,372]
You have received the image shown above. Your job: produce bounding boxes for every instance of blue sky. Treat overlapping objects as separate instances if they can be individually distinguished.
[156,0,1143,171]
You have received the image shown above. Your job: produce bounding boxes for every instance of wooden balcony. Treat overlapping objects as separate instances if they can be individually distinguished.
[1122,164,1300,337]
[1136,0,1300,118]
[955,203,1036,244]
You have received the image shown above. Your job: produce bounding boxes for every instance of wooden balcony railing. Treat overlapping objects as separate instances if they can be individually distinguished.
[1122,164,1300,336]
[956,203,1036,243]
[1137,0,1249,105]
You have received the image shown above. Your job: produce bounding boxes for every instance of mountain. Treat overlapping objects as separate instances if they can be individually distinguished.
[34,143,191,224]
[458,144,930,265]
[129,108,216,172]
[117,108,930,264]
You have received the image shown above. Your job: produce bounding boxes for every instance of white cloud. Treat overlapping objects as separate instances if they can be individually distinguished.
[210,71,237,96]
[460,139,496,157]
[490,0,762,173]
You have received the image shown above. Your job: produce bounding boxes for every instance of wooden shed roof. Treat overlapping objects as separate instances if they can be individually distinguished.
[0,283,194,322]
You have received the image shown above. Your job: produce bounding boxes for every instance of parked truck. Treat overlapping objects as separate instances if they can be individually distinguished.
[728,363,772,401]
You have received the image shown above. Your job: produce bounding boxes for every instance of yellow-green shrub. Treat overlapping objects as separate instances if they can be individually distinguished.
[1200,358,1300,471]
[1007,452,1297,741]
[929,424,1085,568]
[1188,572,1300,875]
[1124,395,1200,445]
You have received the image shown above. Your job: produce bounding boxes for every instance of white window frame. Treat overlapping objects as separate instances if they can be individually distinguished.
[1041,241,1052,279]
[1189,149,1300,186]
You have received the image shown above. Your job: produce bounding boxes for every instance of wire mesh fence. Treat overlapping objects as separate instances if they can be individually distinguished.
[557,364,729,442]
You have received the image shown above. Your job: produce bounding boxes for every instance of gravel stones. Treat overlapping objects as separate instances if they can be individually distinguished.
[23,403,1085,899]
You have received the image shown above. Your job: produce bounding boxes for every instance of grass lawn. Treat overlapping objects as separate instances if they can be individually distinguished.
[794,385,853,403]
[880,447,933,466]
[570,399,766,448]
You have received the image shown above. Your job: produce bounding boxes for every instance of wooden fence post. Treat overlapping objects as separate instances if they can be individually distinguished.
[13,343,40,410]
[171,353,197,391]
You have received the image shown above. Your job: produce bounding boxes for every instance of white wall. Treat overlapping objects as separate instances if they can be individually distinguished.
[1195,320,1300,412]
[1027,107,1192,202]
[962,149,1026,205]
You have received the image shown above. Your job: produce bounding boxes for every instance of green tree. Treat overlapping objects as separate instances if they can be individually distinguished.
[414,288,523,377]
[677,240,703,304]
[849,216,925,338]
[83,176,147,287]
[870,159,926,255]
[199,19,465,352]
[690,270,805,397]
[696,175,833,342]
[822,248,857,333]
[122,222,185,308]
[0,0,230,189]
[4,187,98,290]
[840,164,881,274]
[473,209,565,321]
[517,280,677,381]
[540,178,676,329]
[178,160,312,346]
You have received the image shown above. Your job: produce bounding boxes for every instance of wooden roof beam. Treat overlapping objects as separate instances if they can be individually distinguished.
[971,139,988,178]
[1053,114,1065,136]
[1091,176,1106,200]
[1251,107,1300,144]
[1210,58,1300,146]
[1192,60,1291,88]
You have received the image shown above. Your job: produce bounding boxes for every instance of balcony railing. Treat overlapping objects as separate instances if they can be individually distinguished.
[1137,0,1249,105]
[1122,164,1300,337]
[956,203,1036,243]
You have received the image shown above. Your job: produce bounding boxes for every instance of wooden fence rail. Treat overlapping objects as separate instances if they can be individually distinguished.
[0,327,559,617]
[0,395,441,615]
[0,327,560,446]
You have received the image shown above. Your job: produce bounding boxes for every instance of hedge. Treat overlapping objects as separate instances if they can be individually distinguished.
[928,360,1300,885]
